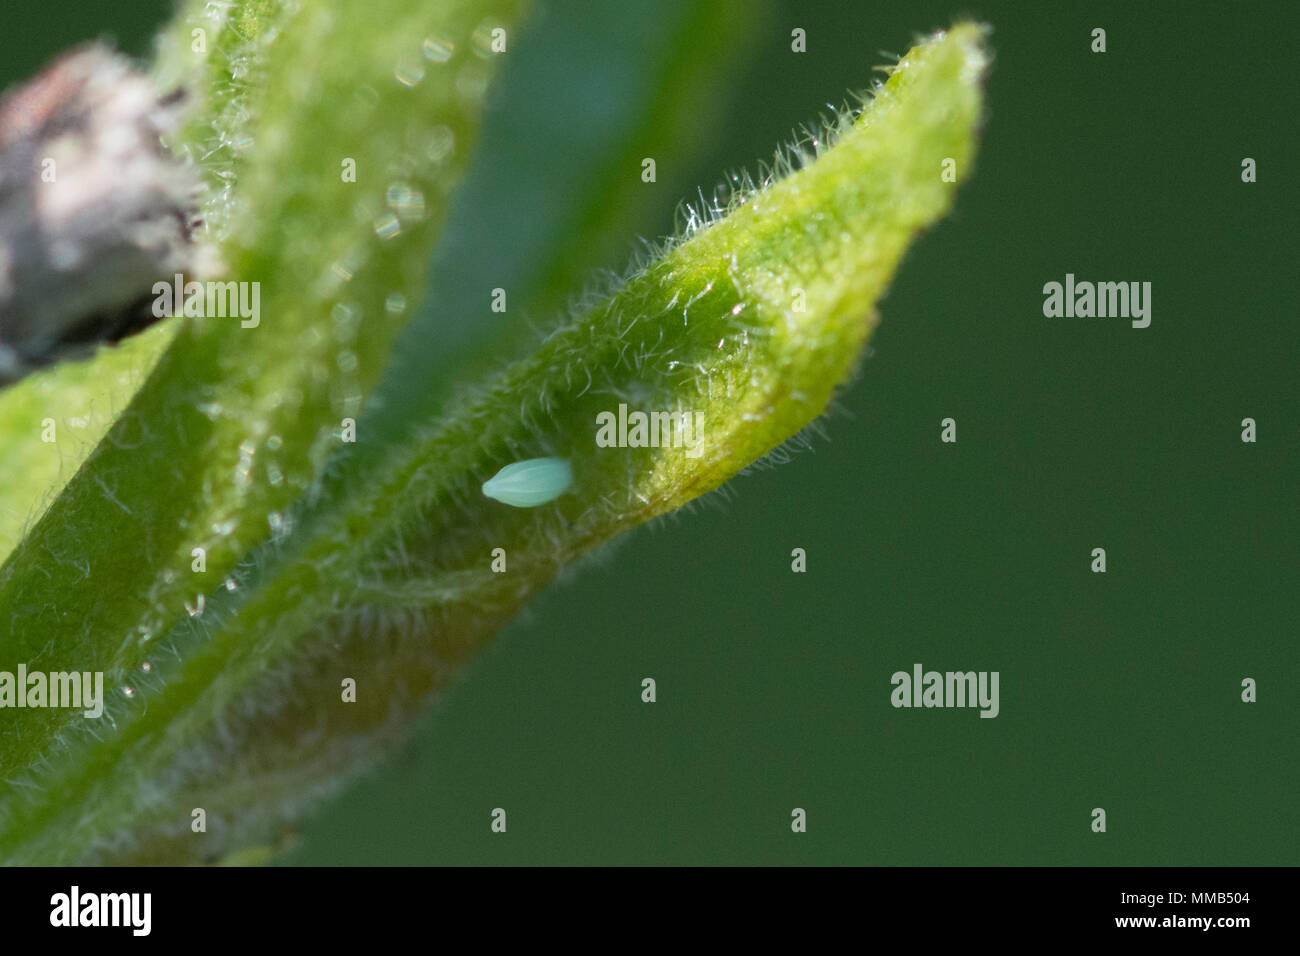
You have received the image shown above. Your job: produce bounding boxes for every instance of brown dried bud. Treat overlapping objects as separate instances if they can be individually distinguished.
[0,43,201,385]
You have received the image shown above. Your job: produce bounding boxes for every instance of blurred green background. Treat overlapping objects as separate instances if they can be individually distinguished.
[5,0,1295,864]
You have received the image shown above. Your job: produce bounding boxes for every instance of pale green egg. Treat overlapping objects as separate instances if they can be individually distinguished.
[481,457,573,508]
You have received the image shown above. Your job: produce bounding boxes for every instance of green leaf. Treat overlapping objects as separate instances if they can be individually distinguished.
[0,0,528,862]
[366,0,760,449]
[0,323,176,562]
[0,19,988,863]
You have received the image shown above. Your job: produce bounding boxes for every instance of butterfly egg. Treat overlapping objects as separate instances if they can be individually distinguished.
[481,457,574,508]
